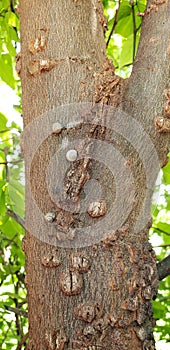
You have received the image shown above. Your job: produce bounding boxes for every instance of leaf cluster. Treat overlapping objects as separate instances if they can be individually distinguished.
[0,109,27,348]
[150,154,170,343]
[103,0,147,77]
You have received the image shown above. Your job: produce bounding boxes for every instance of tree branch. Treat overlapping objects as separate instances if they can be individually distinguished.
[157,254,170,281]
[4,153,9,182]
[0,129,9,133]
[16,333,29,350]
[158,296,170,302]
[0,159,23,165]
[152,226,170,236]
[4,305,28,318]
[106,0,120,47]
[6,209,25,229]
[153,244,170,248]
[10,0,15,13]
[131,1,136,62]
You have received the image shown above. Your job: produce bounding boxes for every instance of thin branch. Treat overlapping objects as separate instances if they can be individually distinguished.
[18,300,27,308]
[7,209,25,229]
[1,325,10,347]
[0,129,9,133]
[157,254,170,281]
[4,233,19,248]
[158,296,170,302]
[16,333,29,350]
[131,1,137,62]
[0,159,23,165]
[4,153,10,182]
[14,281,22,337]
[152,226,170,236]
[10,0,15,13]
[114,62,134,69]
[0,135,20,144]
[153,244,170,248]
[4,305,28,318]
[106,0,120,47]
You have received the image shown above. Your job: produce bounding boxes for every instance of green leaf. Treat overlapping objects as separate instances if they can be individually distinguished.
[7,24,20,42]
[0,187,6,215]
[119,34,134,67]
[0,151,5,163]
[163,159,170,184]
[1,0,9,10]
[0,54,15,88]
[7,180,25,217]
[137,0,147,13]
[102,0,109,9]
[118,1,131,21]
[152,300,167,319]
[6,37,16,56]
[119,32,140,67]
[0,217,23,237]
[115,15,133,38]
[154,222,170,236]
[9,180,25,196]
[0,113,8,131]
[0,180,6,190]
[7,11,17,27]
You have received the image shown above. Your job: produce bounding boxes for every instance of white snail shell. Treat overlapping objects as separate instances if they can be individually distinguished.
[44,212,56,223]
[66,149,78,162]
[52,122,62,134]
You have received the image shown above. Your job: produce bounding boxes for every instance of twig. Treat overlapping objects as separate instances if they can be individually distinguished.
[158,296,170,302]
[0,159,23,165]
[4,153,10,182]
[10,0,15,12]
[14,280,22,337]
[153,244,170,248]
[1,325,10,347]
[7,209,25,229]
[16,333,29,350]
[0,135,20,144]
[157,254,170,281]
[131,0,137,62]
[4,305,28,318]
[114,62,134,69]
[152,226,170,236]
[106,0,120,47]
[4,233,19,248]
[0,129,9,133]
[18,300,27,308]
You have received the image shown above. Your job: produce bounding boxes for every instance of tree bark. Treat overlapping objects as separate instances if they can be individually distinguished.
[20,0,170,349]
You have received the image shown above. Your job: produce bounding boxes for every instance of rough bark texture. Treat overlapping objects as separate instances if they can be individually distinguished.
[20,0,170,349]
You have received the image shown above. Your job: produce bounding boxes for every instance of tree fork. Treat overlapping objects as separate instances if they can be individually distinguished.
[20,0,170,349]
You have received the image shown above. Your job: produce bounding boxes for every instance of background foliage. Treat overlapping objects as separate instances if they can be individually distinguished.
[104,0,147,77]
[0,0,169,348]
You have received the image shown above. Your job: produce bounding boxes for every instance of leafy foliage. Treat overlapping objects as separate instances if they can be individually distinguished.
[0,1,27,348]
[0,112,27,349]
[150,154,170,343]
[103,0,147,77]
[0,0,20,88]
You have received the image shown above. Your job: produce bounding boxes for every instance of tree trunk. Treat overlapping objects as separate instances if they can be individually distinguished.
[20,0,170,349]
